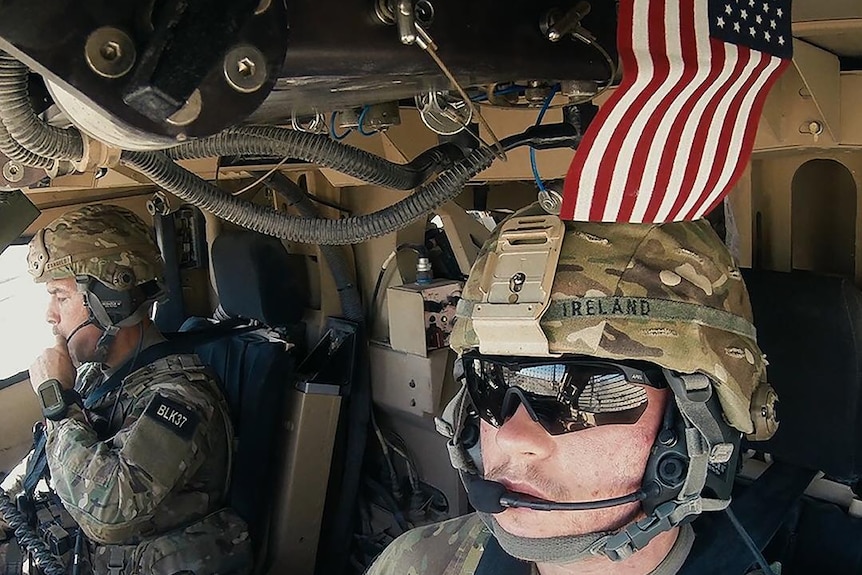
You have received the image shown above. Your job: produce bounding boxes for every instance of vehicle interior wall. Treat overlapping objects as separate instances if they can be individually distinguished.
[0,379,40,472]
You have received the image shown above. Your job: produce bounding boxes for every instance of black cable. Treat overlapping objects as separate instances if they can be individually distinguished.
[724,506,774,574]
[0,51,83,163]
[305,194,352,214]
[261,173,364,322]
[168,126,465,191]
[367,243,428,326]
[121,146,495,245]
[106,322,145,427]
[0,490,66,575]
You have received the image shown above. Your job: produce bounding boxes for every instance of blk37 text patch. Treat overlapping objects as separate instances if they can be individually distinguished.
[144,395,200,440]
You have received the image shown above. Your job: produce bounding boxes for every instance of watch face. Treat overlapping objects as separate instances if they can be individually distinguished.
[39,384,61,407]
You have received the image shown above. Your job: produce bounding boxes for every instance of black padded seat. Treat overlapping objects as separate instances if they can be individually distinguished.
[179,231,307,557]
[683,269,862,574]
[742,268,862,483]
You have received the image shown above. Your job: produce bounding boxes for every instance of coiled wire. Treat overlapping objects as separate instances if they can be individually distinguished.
[0,489,67,575]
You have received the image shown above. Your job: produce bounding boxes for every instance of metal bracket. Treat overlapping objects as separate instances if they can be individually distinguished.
[471,214,565,356]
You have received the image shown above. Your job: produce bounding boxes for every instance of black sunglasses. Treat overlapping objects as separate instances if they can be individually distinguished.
[462,352,666,436]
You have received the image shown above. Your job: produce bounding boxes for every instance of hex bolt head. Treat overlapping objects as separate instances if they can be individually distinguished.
[85,27,136,79]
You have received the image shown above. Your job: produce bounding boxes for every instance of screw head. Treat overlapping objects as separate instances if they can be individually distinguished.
[85,27,136,79]
[224,45,268,93]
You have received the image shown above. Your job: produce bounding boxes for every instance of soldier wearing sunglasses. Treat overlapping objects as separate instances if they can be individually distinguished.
[367,205,779,575]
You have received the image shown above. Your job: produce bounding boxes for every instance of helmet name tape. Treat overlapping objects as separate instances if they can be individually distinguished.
[459,297,757,342]
[44,254,72,271]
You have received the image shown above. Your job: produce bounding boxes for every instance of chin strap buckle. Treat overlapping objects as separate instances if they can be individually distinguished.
[600,498,701,562]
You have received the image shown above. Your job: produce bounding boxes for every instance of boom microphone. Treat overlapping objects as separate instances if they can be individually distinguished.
[468,478,661,514]
[65,319,96,346]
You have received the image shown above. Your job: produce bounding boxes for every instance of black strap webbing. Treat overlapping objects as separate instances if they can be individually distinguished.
[22,320,256,497]
[475,536,532,575]
[679,461,816,575]
[84,319,252,409]
[21,430,47,497]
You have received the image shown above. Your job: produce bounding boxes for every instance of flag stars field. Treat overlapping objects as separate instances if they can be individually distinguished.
[559,0,793,223]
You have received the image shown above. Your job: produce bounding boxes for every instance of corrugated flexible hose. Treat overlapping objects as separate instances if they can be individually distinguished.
[121,147,495,245]
[0,52,83,165]
[167,125,464,191]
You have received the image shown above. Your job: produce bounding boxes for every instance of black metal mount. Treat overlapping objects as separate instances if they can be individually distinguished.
[0,0,616,142]
[0,0,288,142]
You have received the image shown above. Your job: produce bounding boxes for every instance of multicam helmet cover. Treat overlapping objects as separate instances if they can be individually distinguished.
[27,204,164,291]
[450,204,767,434]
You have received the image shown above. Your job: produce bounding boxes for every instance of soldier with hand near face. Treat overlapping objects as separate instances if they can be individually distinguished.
[0,205,251,575]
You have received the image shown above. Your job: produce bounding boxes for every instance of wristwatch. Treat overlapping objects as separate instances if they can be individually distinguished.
[36,379,81,421]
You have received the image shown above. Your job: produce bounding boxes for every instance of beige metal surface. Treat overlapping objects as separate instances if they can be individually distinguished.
[745,150,862,283]
[794,19,862,59]
[266,388,341,575]
[387,280,462,357]
[792,39,842,141]
[370,343,452,417]
[435,201,492,276]
[0,379,41,473]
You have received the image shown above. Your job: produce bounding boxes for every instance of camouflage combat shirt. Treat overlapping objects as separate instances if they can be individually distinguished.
[43,333,234,545]
[366,514,695,575]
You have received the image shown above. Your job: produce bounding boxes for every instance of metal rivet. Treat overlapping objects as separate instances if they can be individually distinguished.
[85,27,136,79]
[224,45,268,93]
[3,160,23,183]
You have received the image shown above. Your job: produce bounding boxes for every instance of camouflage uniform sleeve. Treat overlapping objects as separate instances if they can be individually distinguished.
[44,383,219,538]
[365,514,491,575]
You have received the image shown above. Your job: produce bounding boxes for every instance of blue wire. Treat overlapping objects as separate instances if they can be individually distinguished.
[470,84,527,102]
[357,106,376,136]
[330,111,351,141]
[530,85,561,193]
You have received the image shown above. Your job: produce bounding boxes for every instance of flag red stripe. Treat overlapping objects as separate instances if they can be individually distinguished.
[664,44,750,221]
[696,58,790,218]
[642,29,729,222]
[616,0,699,222]
[589,0,670,221]
[682,45,773,220]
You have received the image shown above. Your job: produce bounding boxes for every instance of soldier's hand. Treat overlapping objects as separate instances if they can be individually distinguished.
[29,335,76,394]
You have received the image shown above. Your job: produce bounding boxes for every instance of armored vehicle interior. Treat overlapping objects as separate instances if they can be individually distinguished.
[2,0,862,573]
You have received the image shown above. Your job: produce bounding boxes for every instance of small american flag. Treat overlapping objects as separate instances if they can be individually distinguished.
[559,0,792,223]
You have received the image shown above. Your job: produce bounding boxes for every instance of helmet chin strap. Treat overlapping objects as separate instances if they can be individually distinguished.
[64,318,95,347]
[477,511,615,564]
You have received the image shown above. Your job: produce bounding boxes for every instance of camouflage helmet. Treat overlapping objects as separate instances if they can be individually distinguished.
[27,204,164,291]
[449,204,767,435]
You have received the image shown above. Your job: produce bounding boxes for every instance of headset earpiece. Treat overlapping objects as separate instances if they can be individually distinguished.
[641,399,690,515]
